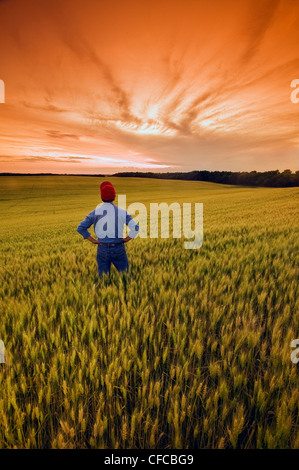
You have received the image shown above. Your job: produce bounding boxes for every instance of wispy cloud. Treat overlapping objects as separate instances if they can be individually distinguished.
[0,0,299,173]
[46,130,80,140]
[240,0,280,64]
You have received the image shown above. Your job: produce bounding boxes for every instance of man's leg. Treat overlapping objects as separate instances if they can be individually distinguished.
[111,244,129,273]
[96,245,111,277]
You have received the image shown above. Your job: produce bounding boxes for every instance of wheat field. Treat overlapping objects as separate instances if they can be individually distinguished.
[0,176,298,449]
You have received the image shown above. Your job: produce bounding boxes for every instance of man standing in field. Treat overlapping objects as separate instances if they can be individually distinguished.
[77,181,139,277]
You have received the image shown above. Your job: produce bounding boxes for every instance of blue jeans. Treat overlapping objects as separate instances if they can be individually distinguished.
[96,243,129,277]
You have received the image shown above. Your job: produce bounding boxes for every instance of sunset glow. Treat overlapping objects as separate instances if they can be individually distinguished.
[0,0,298,173]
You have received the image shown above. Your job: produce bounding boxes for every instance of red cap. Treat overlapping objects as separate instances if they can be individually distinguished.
[100,181,116,201]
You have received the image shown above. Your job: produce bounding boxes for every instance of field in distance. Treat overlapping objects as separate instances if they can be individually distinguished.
[0,176,298,448]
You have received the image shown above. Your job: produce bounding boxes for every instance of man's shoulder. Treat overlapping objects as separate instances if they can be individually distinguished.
[94,203,108,215]
[86,208,96,217]
[115,205,127,216]
[92,203,128,216]
[94,203,122,215]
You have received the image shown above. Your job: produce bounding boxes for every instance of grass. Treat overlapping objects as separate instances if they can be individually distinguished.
[0,176,298,448]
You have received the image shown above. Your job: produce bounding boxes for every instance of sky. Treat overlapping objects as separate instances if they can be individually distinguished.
[0,0,298,174]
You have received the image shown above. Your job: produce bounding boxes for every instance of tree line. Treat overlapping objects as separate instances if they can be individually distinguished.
[1,169,298,187]
[113,169,299,187]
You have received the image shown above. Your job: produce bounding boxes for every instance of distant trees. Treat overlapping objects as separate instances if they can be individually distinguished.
[1,170,298,187]
[113,170,299,187]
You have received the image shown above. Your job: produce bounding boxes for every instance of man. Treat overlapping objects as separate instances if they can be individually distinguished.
[77,181,139,277]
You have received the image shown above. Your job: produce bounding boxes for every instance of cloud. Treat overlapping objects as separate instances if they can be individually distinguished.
[6,155,93,163]
[240,0,280,64]
[22,101,67,113]
[46,130,80,140]
[0,0,299,173]
[61,35,138,124]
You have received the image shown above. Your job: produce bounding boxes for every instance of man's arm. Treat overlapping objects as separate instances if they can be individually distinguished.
[77,211,98,243]
[122,212,139,242]
[86,235,100,244]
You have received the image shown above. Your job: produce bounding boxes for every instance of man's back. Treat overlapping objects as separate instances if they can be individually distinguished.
[77,202,139,243]
[77,181,139,277]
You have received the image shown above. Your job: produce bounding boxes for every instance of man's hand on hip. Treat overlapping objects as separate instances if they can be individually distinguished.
[86,235,100,244]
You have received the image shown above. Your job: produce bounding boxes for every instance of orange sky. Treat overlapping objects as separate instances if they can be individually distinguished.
[0,0,298,173]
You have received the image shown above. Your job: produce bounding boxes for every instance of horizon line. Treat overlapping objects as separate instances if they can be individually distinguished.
[0,169,298,176]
